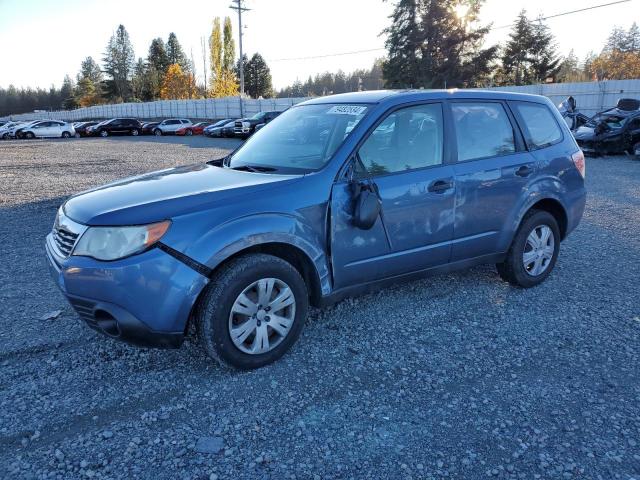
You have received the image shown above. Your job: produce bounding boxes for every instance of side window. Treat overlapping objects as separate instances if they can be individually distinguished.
[628,117,640,131]
[452,102,516,161]
[512,102,563,149]
[358,103,444,176]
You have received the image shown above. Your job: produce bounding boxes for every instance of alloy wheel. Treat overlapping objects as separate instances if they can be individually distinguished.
[523,225,555,276]
[228,278,296,355]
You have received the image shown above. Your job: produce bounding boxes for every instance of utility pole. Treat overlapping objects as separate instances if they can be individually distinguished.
[201,36,208,97]
[229,0,250,116]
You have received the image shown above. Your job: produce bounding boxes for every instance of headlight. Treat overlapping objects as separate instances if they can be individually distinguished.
[73,221,171,261]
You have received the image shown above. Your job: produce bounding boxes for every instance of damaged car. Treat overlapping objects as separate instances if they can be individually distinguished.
[558,96,590,131]
[573,98,640,156]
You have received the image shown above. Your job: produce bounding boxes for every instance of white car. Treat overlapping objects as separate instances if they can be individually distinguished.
[3,121,38,139]
[154,118,192,136]
[0,121,23,139]
[18,120,75,139]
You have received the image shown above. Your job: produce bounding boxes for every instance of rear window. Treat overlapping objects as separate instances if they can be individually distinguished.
[452,102,516,161]
[512,102,563,149]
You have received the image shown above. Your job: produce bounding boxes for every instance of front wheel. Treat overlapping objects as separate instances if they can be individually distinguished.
[497,210,560,288]
[25,132,35,139]
[154,129,162,136]
[196,254,308,370]
[100,130,108,137]
[185,129,193,136]
[62,131,71,138]
[131,128,139,136]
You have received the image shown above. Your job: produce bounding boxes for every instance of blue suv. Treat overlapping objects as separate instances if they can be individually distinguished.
[46,90,586,369]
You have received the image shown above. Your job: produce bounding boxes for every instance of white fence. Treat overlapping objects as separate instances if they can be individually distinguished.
[2,79,640,122]
[0,96,308,122]
[487,79,640,116]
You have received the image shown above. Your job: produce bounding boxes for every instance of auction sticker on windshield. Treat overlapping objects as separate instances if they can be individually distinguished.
[328,105,368,115]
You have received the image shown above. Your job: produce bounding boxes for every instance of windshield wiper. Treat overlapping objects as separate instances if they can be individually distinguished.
[230,164,277,173]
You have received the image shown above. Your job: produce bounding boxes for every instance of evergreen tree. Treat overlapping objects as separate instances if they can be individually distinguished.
[60,75,77,110]
[626,22,640,52]
[244,53,273,98]
[74,57,104,106]
[501,10,534,85]
[529,16,561,82]
[145,38,170,99]
[167,33,191,72]
[103,24,135,101]
[382,0,422,88]
[557,50,585,83]
[383,0,497,88]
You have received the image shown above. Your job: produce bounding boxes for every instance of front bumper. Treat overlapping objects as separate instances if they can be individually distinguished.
[45,235,209,348]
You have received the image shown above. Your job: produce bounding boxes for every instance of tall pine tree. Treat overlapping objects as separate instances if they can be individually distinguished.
[383,0,497,88]
[102,25,135,101]
[244,53,273,98]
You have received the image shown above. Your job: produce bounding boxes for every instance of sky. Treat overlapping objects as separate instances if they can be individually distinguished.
[0,0,638,91]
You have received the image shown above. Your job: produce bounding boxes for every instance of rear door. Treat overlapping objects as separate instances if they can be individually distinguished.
[449,100,536,261]
[331,102,455,289]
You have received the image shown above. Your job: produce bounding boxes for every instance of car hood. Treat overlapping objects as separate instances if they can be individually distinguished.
[574,126,596,140]
[63,163,301,226]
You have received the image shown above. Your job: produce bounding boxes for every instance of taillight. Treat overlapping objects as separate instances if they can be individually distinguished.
[572,150,585,178]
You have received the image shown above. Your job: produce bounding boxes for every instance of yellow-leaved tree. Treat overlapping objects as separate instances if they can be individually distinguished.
[160,63,195,99]
[209,16,238,97]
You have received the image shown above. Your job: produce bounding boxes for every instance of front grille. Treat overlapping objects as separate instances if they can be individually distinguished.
[53,227,79,256]
[51,208,87,258]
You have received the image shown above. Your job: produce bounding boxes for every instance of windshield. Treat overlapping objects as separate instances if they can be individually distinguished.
[251,112,266,120]
[586,114,626,129]
[228,103,370,173]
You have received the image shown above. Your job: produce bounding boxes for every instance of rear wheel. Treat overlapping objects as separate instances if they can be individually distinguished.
[154,129,162,136]
[2,133,9,140]
[496,210,560,288]
[185,129,193,136]
[25,132,35,139]
[100,130,108,137]
[131,128,139,136]
[196,254,308,370]
[62,131,71,138]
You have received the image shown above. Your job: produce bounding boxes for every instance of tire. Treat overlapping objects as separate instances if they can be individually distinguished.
[62,131,71,138]
[196,254,309,370]
[154,129,162,136]
[496,210,561,288]
[25,132,35,139]
[633,142,640,159]
[185,129,193,136]
[100,130,108,137]
[2,133,9,140]
[131,129,139,136]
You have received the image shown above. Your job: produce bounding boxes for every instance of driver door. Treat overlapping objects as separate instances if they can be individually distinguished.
[330,102,455,290]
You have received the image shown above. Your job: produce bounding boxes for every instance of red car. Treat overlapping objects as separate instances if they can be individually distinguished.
[175,122,212,136]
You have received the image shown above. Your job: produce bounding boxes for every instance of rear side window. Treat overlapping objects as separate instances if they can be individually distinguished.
[452,102,516,161]
[512,102,562,149]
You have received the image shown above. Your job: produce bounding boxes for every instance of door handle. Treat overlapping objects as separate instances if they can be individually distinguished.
[515,165,534,177]
[428,179,453,193]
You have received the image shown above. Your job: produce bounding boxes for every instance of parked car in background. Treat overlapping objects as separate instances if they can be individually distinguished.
[141,122,160,135]
[10,121,40,139]
[176,121,212,136]
[574,98,640,156]
[153,119,192,136]
[87,118,142,137]
[73,121,99,137]
[0,120,10,128]
[46,90,586,370]
[0,121,23,139]
[19,120,75,139]
[234,111,281,138]
[205,119,236,138]
[203,119,232,137]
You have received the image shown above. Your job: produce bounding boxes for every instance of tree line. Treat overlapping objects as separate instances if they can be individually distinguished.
[2,1,640,117]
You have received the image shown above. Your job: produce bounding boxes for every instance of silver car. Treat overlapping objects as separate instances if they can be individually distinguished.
[19,120,75,139]
[154,118,192,136]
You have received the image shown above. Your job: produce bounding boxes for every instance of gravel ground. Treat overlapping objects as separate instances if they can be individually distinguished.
[0,136,639,480]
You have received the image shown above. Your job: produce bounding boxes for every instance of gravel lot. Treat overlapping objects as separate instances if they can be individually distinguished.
[0,136,639,480]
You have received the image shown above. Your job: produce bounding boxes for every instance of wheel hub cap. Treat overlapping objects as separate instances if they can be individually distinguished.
[523,225,555,276]
[228,278,296,355]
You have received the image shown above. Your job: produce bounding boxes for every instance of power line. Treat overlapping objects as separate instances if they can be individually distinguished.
[267,0,632,62]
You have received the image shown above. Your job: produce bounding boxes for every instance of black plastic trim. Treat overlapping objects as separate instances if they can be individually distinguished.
[157,243,212,277]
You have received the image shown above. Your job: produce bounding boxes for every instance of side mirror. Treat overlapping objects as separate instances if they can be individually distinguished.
[352,182,381,230]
